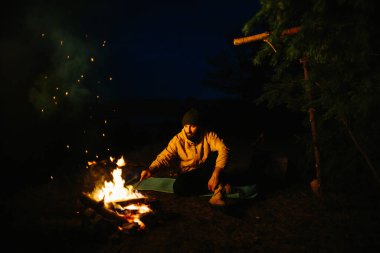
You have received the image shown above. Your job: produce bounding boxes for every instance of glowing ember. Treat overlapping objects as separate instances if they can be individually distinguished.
[117,203,152,229]
[86,156,152,230]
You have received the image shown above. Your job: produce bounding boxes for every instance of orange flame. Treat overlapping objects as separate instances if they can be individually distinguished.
[87,156,152,230]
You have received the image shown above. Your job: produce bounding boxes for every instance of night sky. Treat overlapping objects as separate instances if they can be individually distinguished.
[1,0,259,103]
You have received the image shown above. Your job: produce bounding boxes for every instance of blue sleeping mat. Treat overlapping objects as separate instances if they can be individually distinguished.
[134,177,258,199]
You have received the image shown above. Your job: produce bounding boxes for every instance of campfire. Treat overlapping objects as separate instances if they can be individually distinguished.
[80,156,154,232]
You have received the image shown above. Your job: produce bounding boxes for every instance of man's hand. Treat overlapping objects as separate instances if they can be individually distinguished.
[208,172,219,192]
[140,169,152,182]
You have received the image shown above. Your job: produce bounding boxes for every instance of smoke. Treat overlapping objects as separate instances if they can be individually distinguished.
[0,2,114,172]
[28,31,94,117]
[25,8,99,117]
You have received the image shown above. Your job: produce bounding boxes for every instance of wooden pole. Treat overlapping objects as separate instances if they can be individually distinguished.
[233,26,322,196]
[233,27,300,45]
[341,117,380,187]
[300,58,321,197]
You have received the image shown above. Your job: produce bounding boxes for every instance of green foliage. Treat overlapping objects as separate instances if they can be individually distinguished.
[241,0,380,189]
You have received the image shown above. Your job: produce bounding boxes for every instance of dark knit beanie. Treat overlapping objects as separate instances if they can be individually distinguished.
[182,108,201,126]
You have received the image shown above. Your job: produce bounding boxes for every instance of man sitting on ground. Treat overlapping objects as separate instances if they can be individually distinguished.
[139,108,231,206]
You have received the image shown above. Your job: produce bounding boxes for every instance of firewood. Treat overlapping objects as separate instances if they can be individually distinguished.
[79,192,125,224]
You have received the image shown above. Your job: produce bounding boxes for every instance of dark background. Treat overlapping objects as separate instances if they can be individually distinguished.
[3,2,380,252]
[1,0,292,189]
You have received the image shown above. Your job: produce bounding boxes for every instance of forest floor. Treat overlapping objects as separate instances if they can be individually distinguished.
[4,99,380,252]
[5,138,380,253]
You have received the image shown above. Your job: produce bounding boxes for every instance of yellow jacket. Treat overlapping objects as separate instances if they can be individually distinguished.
[149,128,229,174]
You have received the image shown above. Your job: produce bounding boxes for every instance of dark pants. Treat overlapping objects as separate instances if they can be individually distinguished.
[173,167,212,196]
[173,152,228,196]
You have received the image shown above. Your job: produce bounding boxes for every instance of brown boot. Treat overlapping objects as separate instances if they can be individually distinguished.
[209,184,228,206]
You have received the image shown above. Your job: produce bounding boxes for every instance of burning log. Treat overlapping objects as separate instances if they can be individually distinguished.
[112,197,150,207]
[79,192,125,224]
[80,156,159,234]
[79,192,159,234]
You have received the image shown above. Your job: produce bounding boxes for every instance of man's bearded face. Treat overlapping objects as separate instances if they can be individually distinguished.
[184,124,200,142]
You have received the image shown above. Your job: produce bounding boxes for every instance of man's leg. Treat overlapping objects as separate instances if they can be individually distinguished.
[173,168,211,196]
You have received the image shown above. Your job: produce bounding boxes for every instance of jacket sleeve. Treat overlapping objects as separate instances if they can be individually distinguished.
[148,135,178,171]
[208,132,229,171]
